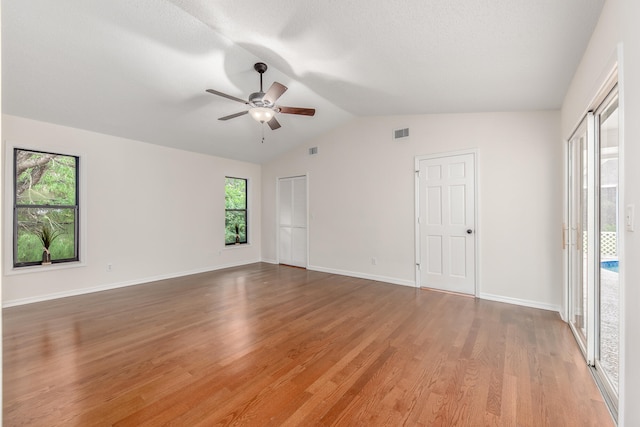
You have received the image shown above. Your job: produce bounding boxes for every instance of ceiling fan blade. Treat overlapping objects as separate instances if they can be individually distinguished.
[206,89,248,105]
[267,116,281,130]
[218,110,249,121]
[263,82,287,105]
[278,106,316,116]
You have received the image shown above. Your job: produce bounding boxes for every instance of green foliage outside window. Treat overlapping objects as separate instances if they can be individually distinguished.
[14,149,79,266]
[225,177,247,245]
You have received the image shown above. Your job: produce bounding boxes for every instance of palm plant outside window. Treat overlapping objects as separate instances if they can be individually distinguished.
[14,148,79,266]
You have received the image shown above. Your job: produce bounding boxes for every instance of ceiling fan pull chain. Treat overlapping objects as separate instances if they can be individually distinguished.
[261,123,265,143]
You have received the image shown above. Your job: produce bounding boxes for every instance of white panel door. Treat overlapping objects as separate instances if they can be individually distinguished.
[278,176,307,267]
[418,153,475,294]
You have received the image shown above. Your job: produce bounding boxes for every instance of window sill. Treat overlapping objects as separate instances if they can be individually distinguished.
[223,243,252,251]
[6,260,86,276]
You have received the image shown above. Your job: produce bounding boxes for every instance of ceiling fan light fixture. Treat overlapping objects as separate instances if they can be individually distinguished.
[249,107,274,123]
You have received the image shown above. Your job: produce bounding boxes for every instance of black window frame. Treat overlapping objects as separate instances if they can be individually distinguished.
[225,176,248,246]
[13,148,80,267]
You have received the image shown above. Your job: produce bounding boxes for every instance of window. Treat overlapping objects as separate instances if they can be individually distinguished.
[14,149,79,267]
[225,177,247,245]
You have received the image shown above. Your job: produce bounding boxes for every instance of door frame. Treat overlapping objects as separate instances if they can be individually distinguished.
[414,149,479,296]
[276,173,309,268]
[563,65,623,420]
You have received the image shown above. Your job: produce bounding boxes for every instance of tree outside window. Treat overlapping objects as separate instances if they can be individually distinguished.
[225,177,247,245]
[14,149,79,266]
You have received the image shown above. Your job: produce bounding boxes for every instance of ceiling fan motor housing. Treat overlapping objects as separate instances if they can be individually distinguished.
[249,91,272,108]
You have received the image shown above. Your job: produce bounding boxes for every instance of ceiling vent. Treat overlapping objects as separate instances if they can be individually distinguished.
[393,127,409,140]
[309,146,318,155]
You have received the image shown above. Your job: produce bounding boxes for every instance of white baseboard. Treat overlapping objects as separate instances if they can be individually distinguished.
[4,261,562,320]
[307,264,416,288]
[260,258,278,265]
[479,292,562,315]
[2,259,261,308]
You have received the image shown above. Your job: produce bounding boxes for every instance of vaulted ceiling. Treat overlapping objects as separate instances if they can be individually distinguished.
[2,0,605,163]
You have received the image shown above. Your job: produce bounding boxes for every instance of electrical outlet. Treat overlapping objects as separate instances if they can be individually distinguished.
[371,257,377,266]
[107,263,113,272]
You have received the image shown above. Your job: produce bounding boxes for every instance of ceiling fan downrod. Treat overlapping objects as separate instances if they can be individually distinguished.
[254,62,268,93]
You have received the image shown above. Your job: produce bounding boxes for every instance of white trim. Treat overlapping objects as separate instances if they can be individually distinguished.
[222,243,254,251]
[4,259,86,276]
[261,257,278,264]
[586,111,597,366]
[562,134,569,323]
[414,148,479,296]
[307,264,416,288]
[414,160,420,287]
[479,292,562,315]
[615,41,626,427]
[2,259,261,308]
[306,172,310,268]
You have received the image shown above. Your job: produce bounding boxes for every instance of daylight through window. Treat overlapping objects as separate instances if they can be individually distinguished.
[225,177,248,245]
[14,149,79,267]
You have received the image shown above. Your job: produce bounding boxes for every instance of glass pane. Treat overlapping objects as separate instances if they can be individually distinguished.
[15,149,77,206]
[16,207,77,264]
[225,177,246,209]
[598,95,619,394]
[569,127,588,345]
[225,210,247,244]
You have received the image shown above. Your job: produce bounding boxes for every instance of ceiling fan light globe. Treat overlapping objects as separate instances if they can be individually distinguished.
[249,107,274,123]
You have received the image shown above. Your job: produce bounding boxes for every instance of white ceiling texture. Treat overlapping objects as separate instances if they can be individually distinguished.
[3,0,605,163]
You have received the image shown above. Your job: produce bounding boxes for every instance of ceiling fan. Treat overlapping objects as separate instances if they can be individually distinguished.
[206,62,316,130]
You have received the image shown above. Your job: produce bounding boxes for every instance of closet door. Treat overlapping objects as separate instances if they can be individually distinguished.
[278,176,307,267]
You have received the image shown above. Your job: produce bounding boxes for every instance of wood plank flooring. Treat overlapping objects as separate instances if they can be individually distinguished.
[4,263,613,426]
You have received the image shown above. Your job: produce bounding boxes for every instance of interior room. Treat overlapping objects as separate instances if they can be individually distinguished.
[2,0,640,425]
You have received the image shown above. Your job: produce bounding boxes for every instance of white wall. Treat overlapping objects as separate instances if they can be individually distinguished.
[561,0,640,424]
[621,1,640,424]
[2,115,261,305]
[262,111,562,310]
[0,5,4,422]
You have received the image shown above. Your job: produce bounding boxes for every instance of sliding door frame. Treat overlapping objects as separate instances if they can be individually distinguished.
[564,66,622,420]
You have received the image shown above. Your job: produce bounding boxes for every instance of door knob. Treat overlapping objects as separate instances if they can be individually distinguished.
[466,229,473,234]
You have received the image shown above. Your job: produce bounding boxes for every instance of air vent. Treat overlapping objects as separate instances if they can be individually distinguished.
[393,128,410,140]
[309,147,318,155]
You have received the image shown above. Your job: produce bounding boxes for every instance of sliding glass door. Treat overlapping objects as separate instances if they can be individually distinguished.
[596,90,619,403]
[566,83,620,417]
[567,120,589,353]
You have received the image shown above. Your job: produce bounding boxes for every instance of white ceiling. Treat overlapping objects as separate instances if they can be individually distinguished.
[2,0,605,164]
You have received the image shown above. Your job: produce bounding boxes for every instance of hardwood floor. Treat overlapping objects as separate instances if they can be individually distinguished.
[4,263,613,426]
